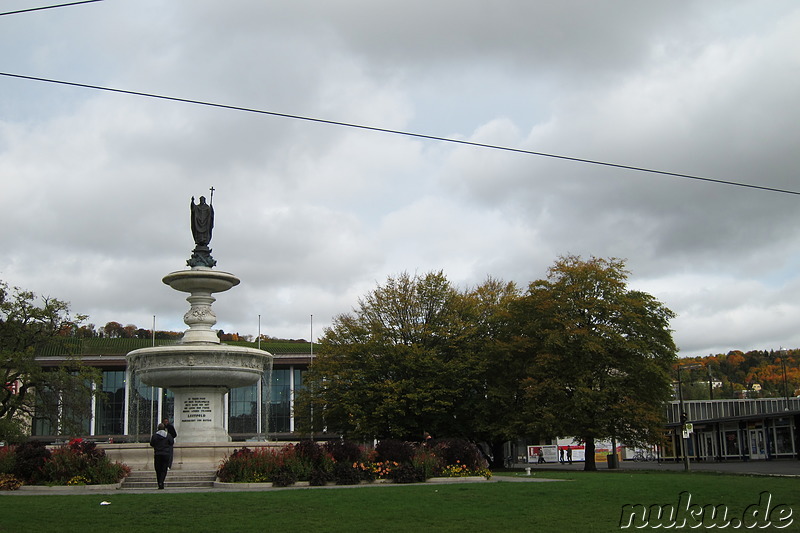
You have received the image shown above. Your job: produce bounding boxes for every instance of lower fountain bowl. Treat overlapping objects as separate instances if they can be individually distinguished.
[127,344,272,389]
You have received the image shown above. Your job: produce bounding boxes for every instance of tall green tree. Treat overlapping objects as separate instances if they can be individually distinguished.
[513,256,677,470]
[0,281,100,443]
[296,271,490,442]
[462,277,527,464]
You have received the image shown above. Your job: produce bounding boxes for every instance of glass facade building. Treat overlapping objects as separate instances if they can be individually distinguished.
[31,348,310,441]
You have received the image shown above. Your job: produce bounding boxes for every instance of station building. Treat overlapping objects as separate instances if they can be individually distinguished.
[512,398,799,464]
[662,398,800,461]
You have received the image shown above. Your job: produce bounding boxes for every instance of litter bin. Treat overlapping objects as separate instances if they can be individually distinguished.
[607,453,619,469]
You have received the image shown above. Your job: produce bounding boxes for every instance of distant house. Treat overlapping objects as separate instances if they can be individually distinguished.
[700,379,724,389]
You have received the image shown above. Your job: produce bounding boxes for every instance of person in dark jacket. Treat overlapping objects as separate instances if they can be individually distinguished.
[150,423,174,489]
[162,418,177,468]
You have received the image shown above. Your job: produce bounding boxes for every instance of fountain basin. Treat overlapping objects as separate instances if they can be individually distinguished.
[128,344,272,442]
[127,344,271,389]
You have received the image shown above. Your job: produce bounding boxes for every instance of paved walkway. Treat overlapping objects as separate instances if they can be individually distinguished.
[513,457,800,476]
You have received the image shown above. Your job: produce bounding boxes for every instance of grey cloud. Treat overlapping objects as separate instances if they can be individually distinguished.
[2,0,799,355]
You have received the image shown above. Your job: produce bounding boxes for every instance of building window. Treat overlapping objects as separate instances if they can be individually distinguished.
[724,430,740,456]
[128,382,158,438]
[31,371,92,437]
[161,388,174,424]
[773,418,794,455]
[31,388,58,437]
[228,384,258,435]
[96,370,125,435]
[291,368,306,432]
[270,368,291,433]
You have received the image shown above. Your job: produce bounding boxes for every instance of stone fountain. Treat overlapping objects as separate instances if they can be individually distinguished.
[126,194,272,443]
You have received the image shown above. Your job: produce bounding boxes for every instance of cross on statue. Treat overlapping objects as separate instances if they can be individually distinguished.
[209,186,215,205]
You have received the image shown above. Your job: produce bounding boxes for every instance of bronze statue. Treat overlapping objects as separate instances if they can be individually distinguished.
[190,196,214,246]
[187,192,217,268]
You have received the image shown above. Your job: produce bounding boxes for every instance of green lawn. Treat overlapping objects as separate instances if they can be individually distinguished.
[1,471,797,532]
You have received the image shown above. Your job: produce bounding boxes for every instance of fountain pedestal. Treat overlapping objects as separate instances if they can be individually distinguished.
[172,387,228,442]
[126,268,272,443]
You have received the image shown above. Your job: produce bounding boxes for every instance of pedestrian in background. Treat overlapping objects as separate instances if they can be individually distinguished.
[150,423,174,489]
[162,417,177,469]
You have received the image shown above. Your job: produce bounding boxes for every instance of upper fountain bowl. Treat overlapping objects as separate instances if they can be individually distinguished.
[163,269,240,294]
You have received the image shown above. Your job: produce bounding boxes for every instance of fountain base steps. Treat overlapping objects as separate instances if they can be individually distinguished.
[121,469,217,490]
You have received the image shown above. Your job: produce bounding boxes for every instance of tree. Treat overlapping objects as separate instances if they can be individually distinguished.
[512,256,678,471]
[0,281,100,443]
[76,323,97,338]
[460,277,526,465]
[101,321,125,338]
[296,271,487,442]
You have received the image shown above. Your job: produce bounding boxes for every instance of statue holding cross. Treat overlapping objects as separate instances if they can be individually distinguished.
[187,187,217,268]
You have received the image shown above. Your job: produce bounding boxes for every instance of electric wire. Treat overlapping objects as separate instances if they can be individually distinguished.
[0,0,103,17]
[0,70,797,197]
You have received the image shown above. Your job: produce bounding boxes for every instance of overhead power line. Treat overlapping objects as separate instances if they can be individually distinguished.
[1,70,797,197]
[0,1,103,17]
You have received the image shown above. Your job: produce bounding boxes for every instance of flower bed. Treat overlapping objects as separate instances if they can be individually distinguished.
[0,439,130,490]
[216,438,491,487]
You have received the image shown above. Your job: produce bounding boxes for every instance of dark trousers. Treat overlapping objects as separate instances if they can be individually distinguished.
[154,454,170,488]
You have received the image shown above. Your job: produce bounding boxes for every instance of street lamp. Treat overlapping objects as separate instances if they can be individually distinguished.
[779,350,790,411]
[677,362,702,472]
[706,365,719,462]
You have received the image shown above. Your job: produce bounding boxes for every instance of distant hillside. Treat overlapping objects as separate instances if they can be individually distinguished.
[679,349,799,400]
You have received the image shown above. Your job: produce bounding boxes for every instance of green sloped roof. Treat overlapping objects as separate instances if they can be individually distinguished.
[224,340,313,354]
[34,337,313,356]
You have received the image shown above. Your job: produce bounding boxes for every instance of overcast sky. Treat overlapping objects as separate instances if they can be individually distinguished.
[1,1,799,356]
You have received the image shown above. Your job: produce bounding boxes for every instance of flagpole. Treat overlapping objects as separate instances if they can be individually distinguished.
[310,313,314,441]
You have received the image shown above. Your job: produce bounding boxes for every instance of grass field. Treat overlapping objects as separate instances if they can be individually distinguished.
[1,471,797,532]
